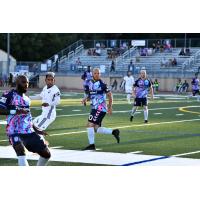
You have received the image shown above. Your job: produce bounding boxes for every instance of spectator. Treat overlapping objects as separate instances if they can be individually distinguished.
[76,57,82,71]
[111,79,118,91]
[110,60,115,72]
[76,57,82,65]
[156,41,160,52]
[88,48,92,56]
[128,60,135,75]
[161,57,168,67]
[153,79,159,93]
[181,80,189,93]
[172,58,177,66]
[152,43,156,51]
[95,48,101,56]
[179,48,186,56]
[185,48,191,56]
[175,79,182,93]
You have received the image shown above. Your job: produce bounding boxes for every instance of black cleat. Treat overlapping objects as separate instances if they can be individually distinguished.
[83,144,96,150]
[130,116,133,122]
[112,129,120,143]
[144,120,148,123]
[83,102,86,106]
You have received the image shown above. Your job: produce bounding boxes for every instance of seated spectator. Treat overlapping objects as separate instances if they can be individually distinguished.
[179,48,186,56]
[95,48,101,56]
[175,79,182,93]
[180,80,189,93]
[172,58,177,66]
[161,57,168,67]
[76,57,82,65]
[88,48,92,56]
[185,48,191,56]
[128,60,135,74]
[147,48,153,56]
[160,44,164,52]
[140,48,147,56]
[156,41,160,52]
[152,43,156,51]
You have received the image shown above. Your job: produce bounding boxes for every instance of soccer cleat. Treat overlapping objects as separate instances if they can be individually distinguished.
[83,144,96,150]
[130,116,133,122]
[83,102,87,106]
[144,120,148,123]
[112,129,120,143]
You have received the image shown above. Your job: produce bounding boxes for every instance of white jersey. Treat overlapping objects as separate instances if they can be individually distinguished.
[124,76,135,93]
[124,76,135,87]
[40,85,61,106]
[30,85,61,131]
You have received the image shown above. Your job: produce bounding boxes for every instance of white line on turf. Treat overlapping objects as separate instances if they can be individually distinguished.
[50,118,200,137]
[55,106,184,118]
[153,113,163,115]
[0,139,7,142]
[50,146,64,149]
[72,110,81,112]
[176,114,184,116]
[127,151,143,154]
[173,150,200,157]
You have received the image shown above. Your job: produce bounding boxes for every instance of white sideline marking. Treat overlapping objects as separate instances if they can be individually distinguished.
[153,113,163,115]
[127,151,143,154]
[176,114,184,116]
[72,109,81,112]
[56,106,183,118]
[50,118,200,137]
[165,98,185,100]
[173,150,200,157]
[0,120,7,125]
[0,146,200,166]
[0,140,7,142]
[51,146,64,149]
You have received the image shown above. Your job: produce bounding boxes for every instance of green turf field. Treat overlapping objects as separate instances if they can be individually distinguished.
[0,91,200,166]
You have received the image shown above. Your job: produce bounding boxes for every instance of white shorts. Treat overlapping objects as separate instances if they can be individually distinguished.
[33,106,56,131]
[125,86,132,94]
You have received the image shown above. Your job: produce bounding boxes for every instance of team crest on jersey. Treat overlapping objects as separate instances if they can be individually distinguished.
[0,97,7,103]
[144,80,149,86]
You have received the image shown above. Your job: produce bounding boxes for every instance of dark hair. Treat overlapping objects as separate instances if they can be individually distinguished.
[46,72,55,79]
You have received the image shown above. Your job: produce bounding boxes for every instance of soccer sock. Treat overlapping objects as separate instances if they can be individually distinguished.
[18,156,29,166]
[127,94,131,103]
[87,127,95,144]
[144,109,148,121]
[97,127,112,134]
[37,156,49,166]
[131,107,137,116]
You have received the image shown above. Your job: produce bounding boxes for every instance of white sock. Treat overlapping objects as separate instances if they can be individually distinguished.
[18,156,29,166]
[37,156,49,166]
[87,127,95,144]
[144,109,148,120]
[131,107,137,116]
[97,127,112,134]
[127,94,131,103]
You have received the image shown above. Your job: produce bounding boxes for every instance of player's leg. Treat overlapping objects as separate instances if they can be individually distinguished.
[143,98,148,123]
[20,133,51,166]
[9,135,29,166]
[130,98,139,122]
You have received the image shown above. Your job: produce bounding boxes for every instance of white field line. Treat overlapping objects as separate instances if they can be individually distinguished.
[153,113,163,115]
[0,139,7,142]
[127,151,143,154]
[50,118,200,137]
[50,146,64,149]
[173,150,200,157]
[176,114,184,116]
[55,106,184,118]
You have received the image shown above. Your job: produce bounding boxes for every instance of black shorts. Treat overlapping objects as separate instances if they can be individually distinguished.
[8,132,47,153]
[134,97,148,107]
[193,90,200,96]
[88,109,106,126]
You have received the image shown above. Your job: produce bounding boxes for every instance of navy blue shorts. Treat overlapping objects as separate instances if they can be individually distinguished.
[192,89,200,96]
[8,132,47,153]
[88,109,106,126]
[134,97,148,107]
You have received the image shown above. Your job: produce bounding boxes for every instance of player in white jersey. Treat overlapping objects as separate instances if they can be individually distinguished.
[123,71,135,104]
[30,72,61,131]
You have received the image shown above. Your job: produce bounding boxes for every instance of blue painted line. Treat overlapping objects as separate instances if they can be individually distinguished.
[122,156,169,166]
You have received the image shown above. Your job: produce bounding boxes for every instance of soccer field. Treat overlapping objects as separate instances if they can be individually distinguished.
[0,91,200,166]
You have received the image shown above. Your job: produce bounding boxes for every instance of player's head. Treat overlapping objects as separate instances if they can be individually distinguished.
[127,71,132,77]
[140,70,147,79]
[45,72,55,88]
[93,68,101,80]
[16,75,29,93]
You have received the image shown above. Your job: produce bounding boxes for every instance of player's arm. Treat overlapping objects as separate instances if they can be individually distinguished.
[0,94,28,115]
[32,124,48,136]
[106,91,113,115]
[149,85,154,100]
[49,91,61,106]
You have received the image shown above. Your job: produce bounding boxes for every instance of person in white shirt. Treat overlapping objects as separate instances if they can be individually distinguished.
[30,72,61,131]
[123,71,135,104]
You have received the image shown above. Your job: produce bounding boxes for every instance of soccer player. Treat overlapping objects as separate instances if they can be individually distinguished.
[130,70,154,123]
[82,68,120,150]
[0,75,51,166]
[81,66,92,106]
[191,73,200,96]
[30,72,61,131]
[123,71,135,104]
